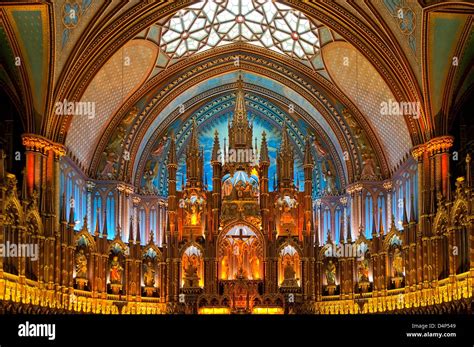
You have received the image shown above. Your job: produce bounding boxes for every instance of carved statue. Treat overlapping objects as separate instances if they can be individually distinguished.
[100,152,117,179]
[183,261,199,288]
[75,249,88,279]
[358,258,369,282]
[281,259,298,287]
[110,256,123,284]
[312,136,327,157]
[361,153,377,179]
[392,248,403,277]
[144,260,155,287]
[151,136,168,160]
[326,260,336,285]
[322,161,336,195]
[143,160,159,194]
[222,179,233,198]
[284,260,295,279]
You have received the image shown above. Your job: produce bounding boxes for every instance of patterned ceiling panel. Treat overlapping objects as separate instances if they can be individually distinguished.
[322,41,412,169]
[65,39,158,168]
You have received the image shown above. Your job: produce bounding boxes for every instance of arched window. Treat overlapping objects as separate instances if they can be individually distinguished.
[323,207,330,243]
[106,192,115,238]
[365,192,373,238]
[392,189,397,225]
[81,185,87,228]
[139,207,146,244]
[405,180,411,219]
[92,192,102,232]
[74,179,81,230]
[413,172,418,220]
[334,207,342,243]
[150,207,157,243]
[398,185,404,230]
[377,193,386,232]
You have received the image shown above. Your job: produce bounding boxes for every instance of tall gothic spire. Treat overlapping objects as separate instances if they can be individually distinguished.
[277,122,294,189]
[259,131,269,164]
[188,118,199,154]
[102,208,108,238]
[167,131,177,165]
[378,208,384,235]
[186,118,203,187]
[94,207,100,236]
[304,136,313,166]
[211,129,220,162]
[228,73,253,150]
[234,74,247,123]
[128,217,134,243]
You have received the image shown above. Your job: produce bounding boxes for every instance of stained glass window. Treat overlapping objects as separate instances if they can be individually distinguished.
[160,0,321,64]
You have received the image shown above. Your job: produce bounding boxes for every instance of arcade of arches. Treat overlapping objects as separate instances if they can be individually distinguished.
[0,0,473,314]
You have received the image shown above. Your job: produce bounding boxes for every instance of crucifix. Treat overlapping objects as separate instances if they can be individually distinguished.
[227,228,251,277]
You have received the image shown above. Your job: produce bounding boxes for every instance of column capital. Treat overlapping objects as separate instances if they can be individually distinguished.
[86,180,96,192]
[339,196,348,206]
[21,133,66,157]
[117,182,134,195]
[411,136,454,159]
[132,196,141,206]
[382,180,393,191]
[346,182,363,194]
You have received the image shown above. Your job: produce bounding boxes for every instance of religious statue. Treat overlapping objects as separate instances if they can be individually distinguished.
[143,260,155,287]
[361,153,377,179]
[143,160,159,194]
[392,248,403,277]
[326,260,336,285]
[110,256,123,284]
[100,151,117,179]
[75,249,88,279]
[151,136,168,161]
[222,179,233,198]
[281,259,298,287]
[183,261,200,288]
[229,229,251,279]
[321,159,336,194]
[312,136,327,157]
[323,169,336,194]
[358,258,369,282]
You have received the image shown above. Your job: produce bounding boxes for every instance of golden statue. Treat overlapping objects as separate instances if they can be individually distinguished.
[281,259,298,287]
[358,258,369,282]
[110,256,123,284]
[144,260,155,287]
[75,249,88,279]
[392,248,403,277]
[326,260,336,285]
[183,261,200,288]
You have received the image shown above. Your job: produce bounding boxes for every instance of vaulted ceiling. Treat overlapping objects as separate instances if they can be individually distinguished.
[1,0,472,191]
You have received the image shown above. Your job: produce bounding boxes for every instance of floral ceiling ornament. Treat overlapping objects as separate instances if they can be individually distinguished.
[160,0,322,63]
[62,0,93,48]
